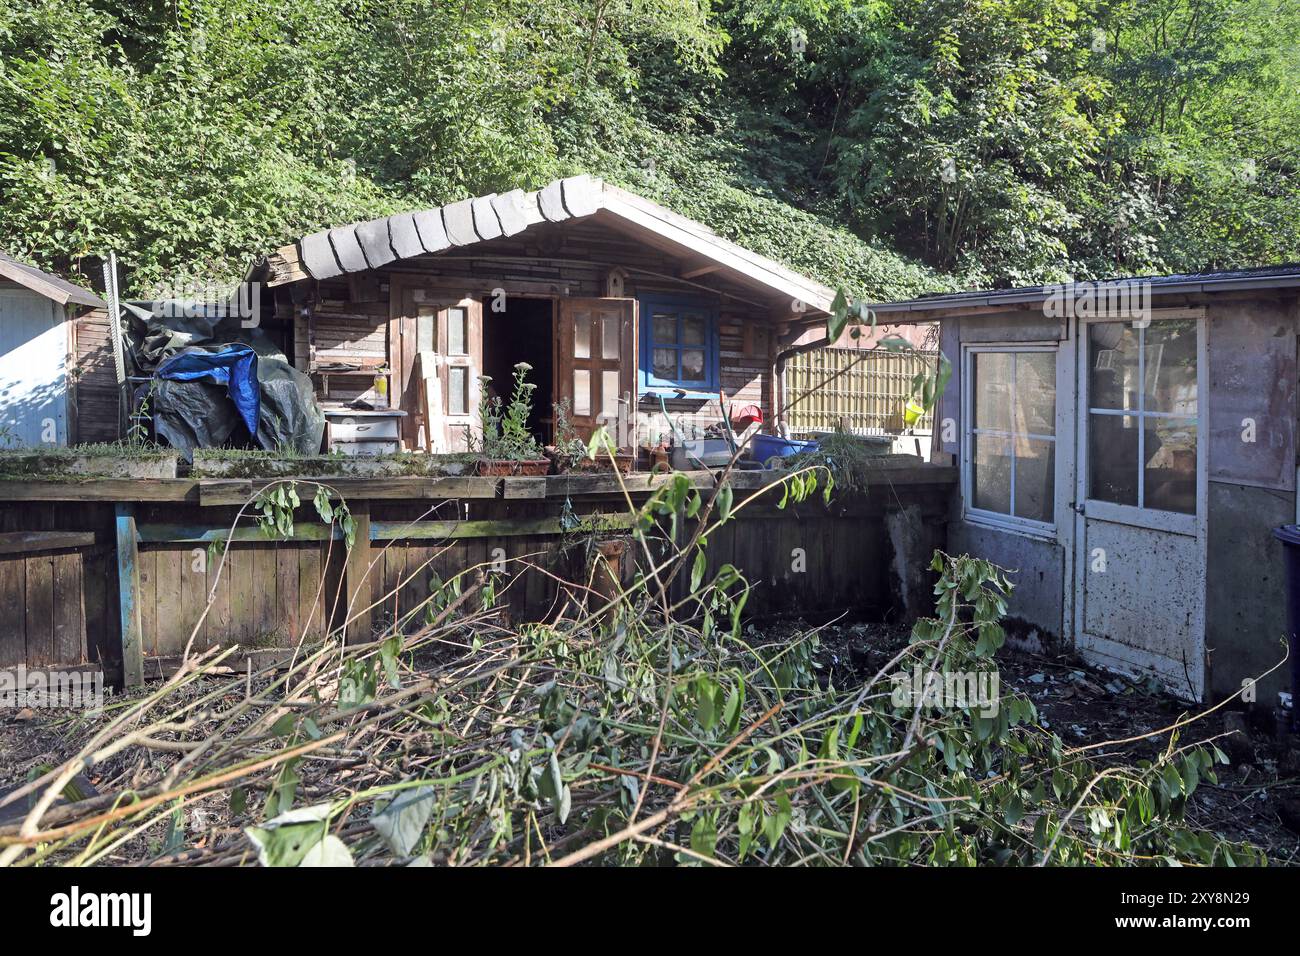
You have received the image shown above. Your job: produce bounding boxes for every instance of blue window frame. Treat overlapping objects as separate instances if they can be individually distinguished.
[638,295,720,396]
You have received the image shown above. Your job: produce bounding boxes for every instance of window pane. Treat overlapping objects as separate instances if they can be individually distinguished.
[1015,352,1056,436]
[447,307,466,355]
[574,311,591,359]
[652,348,677,380]
[972,352,1013,431]
[681,349,706,381]
[601,314,620,360]
[652,313,678,345]
[601,370,620,420]
[1089,412,1139,506]
[1145,418,1196,513]
[1015,438,1055,522]
[972,433,1012,515]
[682,314,706,345]
[1144,320,1197,416]
[448,366,467,416]
[1089,322,1139,411]
[573,370,591,416]
[417,307,436,353]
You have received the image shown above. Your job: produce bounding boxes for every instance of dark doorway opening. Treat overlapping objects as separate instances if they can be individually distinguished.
[482,295,555,442]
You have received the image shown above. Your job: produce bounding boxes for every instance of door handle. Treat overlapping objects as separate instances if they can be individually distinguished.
[1069,501,1085,515]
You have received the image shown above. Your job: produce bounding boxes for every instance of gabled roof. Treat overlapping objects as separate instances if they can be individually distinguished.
[265,175,836,313]
[0,250,105,308]
[868,263,1300,315]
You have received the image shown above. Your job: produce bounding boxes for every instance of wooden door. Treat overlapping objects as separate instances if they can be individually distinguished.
[556,298,636,447]
[392,281,482,452]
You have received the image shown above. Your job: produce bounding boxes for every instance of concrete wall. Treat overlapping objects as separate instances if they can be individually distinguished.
[938,307,1072,648]
[1204,296,1298,703]
[948,514,1066,647]
[1205,481,1292,701]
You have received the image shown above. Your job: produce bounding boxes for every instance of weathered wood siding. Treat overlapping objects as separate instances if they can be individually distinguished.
[0,503,115,669]
[289,217,780,446]
[0,470,953,683]
[71,306,122,444]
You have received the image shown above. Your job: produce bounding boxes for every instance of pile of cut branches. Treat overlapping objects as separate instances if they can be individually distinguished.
[0,460,1263,867]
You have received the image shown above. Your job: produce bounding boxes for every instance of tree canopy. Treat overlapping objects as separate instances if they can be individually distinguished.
[1,0,1296,297]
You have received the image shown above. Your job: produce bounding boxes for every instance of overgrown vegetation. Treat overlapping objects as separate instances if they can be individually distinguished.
[3,0,1295,299]
[475,362,545,463]
[0,452,1261,867]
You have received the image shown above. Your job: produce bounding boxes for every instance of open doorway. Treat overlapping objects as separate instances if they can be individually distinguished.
[481,295,555,443]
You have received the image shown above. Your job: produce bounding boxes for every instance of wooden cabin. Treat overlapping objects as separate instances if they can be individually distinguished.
[0,251,108,447]
[249,175,836,459]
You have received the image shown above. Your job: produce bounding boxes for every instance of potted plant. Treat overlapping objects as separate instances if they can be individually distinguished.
[474,362,551,476]
[545,399,634,475]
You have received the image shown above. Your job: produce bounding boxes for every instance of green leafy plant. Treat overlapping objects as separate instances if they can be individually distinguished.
[550,398,588,469]
[783,427,872,494]
[475,362,544,462]
[226,481,356,558]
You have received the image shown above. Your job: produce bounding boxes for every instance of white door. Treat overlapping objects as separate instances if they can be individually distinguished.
[1073,310,1207,699]
[0,290,66,447]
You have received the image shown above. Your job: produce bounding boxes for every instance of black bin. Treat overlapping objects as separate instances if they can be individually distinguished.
[1270,524,1300,730]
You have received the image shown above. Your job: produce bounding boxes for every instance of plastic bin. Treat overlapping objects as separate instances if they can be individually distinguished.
[750,433,818,467]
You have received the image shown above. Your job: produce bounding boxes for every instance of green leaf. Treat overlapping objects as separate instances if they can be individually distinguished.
[271,713,296,737]
[299,834,354,867]
[244,803,333,867]
[690,813,718,859]
[690,550,707,592]
[370,786,437,857]
[717,484,733,522]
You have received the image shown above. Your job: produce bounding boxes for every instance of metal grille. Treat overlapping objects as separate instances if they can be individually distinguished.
[784,347,939,434]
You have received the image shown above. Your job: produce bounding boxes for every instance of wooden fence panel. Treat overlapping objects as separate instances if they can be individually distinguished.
[785,347,938,434]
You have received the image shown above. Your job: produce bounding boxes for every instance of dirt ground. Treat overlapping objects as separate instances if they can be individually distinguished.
[3,618,1299,863]
[805,618,1300,863]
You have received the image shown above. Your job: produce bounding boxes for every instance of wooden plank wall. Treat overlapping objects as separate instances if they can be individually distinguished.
[0,502,114,670]
[134,540,342,660]
[72,306,122,444]
[0,481,951,679]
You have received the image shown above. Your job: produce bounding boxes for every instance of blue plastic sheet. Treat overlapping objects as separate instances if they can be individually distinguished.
[155,345,260,439]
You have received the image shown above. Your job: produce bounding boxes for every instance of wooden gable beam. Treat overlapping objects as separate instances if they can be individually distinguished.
[680,259,723,280]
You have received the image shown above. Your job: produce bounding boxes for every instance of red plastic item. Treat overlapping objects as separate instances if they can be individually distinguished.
[730,404,764,428]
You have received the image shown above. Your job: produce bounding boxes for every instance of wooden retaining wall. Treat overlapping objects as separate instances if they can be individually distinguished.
[0,465,955,685]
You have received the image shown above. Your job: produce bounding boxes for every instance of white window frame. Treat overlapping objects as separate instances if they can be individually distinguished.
[961,343,1059,535]
[1078,311,1205,537]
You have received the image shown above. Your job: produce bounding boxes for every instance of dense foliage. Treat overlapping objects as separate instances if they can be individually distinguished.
[1,0,1296,296]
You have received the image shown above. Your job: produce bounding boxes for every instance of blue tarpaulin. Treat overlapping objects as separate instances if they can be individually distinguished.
[155,345,260,439]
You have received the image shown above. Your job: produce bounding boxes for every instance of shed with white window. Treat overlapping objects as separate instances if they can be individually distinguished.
[0,251,107,448]
[858,265,1300,705]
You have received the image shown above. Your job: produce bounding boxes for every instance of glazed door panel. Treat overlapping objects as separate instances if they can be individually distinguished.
[1073,311,1207,700]
[393,280,482,452]
[556,298,636,447]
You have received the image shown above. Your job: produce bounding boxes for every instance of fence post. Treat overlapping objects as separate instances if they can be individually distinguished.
[344,502,372,644]
[114,503,144,687]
